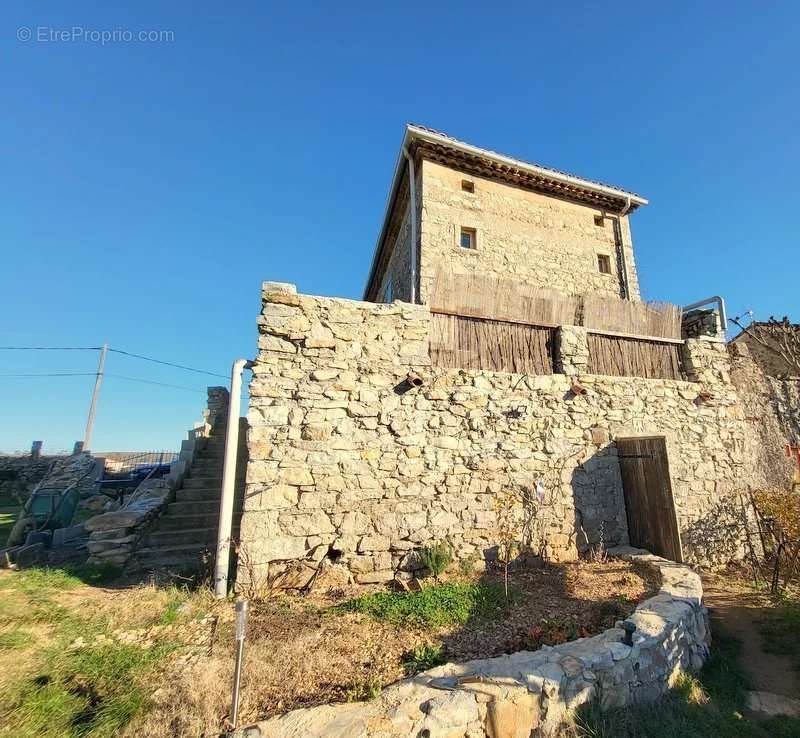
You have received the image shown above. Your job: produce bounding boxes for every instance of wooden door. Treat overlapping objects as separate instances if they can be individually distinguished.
[616,436,683,562]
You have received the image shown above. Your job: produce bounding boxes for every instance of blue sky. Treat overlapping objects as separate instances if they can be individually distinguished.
[1,1,798,452]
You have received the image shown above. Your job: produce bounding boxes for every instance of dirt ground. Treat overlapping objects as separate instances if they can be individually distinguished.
[135,558,658,736]
[0,559,659,738]
[702,570,800,699]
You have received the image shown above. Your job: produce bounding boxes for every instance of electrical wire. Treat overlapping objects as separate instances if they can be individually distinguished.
[107,348,228,379]
[105,373,206,394]
[0,346,102,351]
[0,344,228,379]
[0,372,97,377]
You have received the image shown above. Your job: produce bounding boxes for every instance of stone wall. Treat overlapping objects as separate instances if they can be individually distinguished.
[733,330,799,379]
[0,455,53,504]
[728,343,795,489]
[768,376,800,446]
[417,159,641,304]
[234,549,709,738]
[241,283,750,587]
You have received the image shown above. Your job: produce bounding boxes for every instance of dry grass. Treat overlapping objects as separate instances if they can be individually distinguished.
[126,559,658,736]
[0,560,658,737]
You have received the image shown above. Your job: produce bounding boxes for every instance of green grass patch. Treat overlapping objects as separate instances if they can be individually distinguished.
[574,629,800,738]
[402,643,445,675]
[336,582,506,628]
[0,565,180,737]
[760,599,800,673]
[3,639,177,738]
[0,507,19,547]
[156,587,189,625]
[0,629,35,651]
[0,567,85,596]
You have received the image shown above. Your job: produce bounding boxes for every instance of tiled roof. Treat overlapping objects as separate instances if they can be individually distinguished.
[407,123,647,203]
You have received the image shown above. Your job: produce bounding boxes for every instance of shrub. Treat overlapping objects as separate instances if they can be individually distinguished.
[402,644,445,674]
[526,616,591,649]
[345,676,381,702]
[418,542,452,579]
[749,487,800,592]
[337,582,506,628]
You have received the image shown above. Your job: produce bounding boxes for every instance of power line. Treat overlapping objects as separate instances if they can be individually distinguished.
[105,373,207,394]
[0,344,228,379]
[106,348,228,379]
[0,372,97,377]
[0,346,102,351]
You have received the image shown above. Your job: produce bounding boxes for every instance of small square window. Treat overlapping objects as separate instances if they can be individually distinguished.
[461,180,475,193]
[597,254,612,274]
[594,215,604,227]
[460,227,476,250]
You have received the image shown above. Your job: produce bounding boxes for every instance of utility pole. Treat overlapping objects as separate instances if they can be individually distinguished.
[83,342,108,452]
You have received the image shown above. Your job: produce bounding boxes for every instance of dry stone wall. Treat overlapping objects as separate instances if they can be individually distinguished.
[242,283,750,587]
[234,549,709,738]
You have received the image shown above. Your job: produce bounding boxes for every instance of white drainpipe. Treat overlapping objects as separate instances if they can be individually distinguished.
[403,147,418,304]
[214,357,251,599]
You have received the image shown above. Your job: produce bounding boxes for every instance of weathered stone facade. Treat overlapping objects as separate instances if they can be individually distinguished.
[416,159,640,303]
[364,128,644,306]
[374,167,418,304]
[235,549,709,738]
[241,282,753,586]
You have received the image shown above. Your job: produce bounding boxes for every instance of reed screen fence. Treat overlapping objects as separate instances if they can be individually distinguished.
[587,333,684,380]
[430,313,555,375]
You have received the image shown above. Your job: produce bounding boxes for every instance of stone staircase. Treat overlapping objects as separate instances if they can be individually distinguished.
[131,420,247,573]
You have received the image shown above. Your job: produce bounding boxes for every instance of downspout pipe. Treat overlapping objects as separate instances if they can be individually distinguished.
[615,196,632,301]
[402,146,418,304]
[214,357,253,599]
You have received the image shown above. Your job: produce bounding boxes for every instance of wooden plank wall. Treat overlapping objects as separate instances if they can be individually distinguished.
[588,333,684,380]
[430,313,555,375]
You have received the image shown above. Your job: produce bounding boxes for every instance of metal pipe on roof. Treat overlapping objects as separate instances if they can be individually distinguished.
[682,296,728,340]
[402,146,418,304]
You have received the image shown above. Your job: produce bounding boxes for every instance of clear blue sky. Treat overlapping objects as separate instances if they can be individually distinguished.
[1,1,798,452]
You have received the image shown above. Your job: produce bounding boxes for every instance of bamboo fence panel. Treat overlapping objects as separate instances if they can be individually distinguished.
[583,294,682,340]
[430,271,580,327]
[431,313,554,375]
[587,333,684,380]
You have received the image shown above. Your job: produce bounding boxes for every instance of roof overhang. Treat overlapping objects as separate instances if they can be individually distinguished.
[363,124,649,301]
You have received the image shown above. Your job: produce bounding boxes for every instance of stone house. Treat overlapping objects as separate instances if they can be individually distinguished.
[240,126,786,589]
[363,124,646,306]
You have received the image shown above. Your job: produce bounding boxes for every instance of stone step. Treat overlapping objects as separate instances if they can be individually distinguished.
[183,476,223,488]
[133,543,212,569]
[155,513,224,530]
[144,527,236,547]
[168,500,221,515]
[176,487,222,502]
